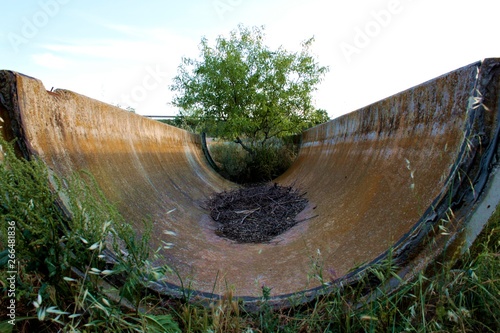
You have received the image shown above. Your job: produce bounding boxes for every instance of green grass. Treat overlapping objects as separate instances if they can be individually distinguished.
[0,137,179,332]
[1,134,499,332]
[208,138,297,183]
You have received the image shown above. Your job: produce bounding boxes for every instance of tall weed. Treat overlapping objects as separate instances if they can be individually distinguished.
[209,138,297,183]
[0,136,179,332]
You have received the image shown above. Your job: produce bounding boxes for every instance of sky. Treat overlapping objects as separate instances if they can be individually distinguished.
[1,0,499,120]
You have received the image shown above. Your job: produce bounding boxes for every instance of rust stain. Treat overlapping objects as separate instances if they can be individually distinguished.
[1,59,499,305]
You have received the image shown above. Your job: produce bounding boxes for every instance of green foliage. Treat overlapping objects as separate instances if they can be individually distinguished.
[209,141,250,180]
[1,132,498,332]
[0,140,67,284]
[209,138,297,183]
[247,141,297,182]
[158,115,204,134]
[0,137,180,332]
[170,24,329,145]
[257,285,279,333]
[170,24,328,182]
[306,108,330,129]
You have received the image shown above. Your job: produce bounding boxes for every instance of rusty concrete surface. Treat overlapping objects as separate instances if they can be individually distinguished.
[1,58,499,308]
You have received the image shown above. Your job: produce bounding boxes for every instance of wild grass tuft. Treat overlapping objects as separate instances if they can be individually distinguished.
[1,132,499,332]
[0,136,180,332]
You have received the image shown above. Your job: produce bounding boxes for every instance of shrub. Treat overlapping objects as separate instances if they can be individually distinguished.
[209,141,250,181]
[209,138,298,184]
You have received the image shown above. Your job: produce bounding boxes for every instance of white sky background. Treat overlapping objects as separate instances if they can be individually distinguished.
[1,0,499,120]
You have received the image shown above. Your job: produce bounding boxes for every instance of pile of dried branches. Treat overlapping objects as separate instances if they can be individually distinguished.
[207,183,308,243]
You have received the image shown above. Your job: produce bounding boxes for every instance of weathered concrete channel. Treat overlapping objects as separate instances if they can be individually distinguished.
[1,58,499,309]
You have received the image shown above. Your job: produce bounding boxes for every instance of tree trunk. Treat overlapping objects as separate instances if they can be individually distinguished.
[234,137,255,156]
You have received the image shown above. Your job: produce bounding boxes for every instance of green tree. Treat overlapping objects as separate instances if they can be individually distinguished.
[170,24,329,154]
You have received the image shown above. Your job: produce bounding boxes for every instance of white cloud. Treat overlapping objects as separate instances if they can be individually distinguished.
[32,53,72,70]
[15,0,499,119]
[40,26,198,66]
[29,25,202,116]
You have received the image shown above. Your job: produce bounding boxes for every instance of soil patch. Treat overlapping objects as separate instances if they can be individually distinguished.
[207,183,308,243]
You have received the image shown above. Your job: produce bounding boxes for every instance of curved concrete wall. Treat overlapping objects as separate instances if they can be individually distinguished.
[1,59,499,307]
[278,60,485,277]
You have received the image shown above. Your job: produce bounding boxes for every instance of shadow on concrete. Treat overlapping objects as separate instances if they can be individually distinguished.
[1,58,499,309]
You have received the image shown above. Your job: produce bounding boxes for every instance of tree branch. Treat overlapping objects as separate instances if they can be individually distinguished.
[234,137,255,155]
